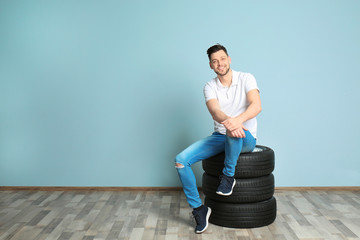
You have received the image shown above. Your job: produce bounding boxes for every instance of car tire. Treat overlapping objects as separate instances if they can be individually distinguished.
[202,145,275,178]
[202,173,274,203]
[205,196,277,228]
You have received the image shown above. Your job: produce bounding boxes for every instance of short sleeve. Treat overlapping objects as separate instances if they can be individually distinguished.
[203,82,217,102]
[245,73,259,93]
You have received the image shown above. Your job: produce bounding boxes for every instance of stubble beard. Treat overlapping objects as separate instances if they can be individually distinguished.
[215,65,230,77]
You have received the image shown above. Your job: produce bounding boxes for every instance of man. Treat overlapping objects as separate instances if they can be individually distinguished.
[175,44,262,233]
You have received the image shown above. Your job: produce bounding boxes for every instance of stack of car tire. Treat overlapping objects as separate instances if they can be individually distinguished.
[202,145,276,228]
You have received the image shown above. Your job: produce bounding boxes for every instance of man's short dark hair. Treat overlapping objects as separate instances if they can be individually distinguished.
[207,44,228,60]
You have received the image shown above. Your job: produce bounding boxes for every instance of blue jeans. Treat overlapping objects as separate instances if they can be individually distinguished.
[175,131,256,209]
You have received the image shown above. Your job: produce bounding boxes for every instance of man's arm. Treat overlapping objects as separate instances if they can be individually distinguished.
[205,99,229,124]
[222,89,262,137]
[206,100,243,138]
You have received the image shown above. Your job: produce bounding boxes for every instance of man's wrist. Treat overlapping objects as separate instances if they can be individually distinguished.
[236,116,245,124]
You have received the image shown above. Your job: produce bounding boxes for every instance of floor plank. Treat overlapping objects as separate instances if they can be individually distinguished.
[0,190,359,240]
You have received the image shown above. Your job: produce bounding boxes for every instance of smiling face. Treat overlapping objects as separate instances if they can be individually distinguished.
[209,50,231,77]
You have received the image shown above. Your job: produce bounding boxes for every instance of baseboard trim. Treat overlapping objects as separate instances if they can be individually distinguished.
[0,186,359,191]
[275,186,360,191]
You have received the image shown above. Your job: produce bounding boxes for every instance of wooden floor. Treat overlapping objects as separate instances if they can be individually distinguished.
[0,189,359,240]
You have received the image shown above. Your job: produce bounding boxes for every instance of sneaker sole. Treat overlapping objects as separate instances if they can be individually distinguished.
[195,207,212,234]
[216,179,236,196]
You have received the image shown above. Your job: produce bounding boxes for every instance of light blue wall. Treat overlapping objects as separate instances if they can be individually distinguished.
[1,0,359,187]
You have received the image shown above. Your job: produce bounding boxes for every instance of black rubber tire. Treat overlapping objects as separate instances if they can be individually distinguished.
[205,197,277,228]
[202,173,274,203]
[202,145,275,178]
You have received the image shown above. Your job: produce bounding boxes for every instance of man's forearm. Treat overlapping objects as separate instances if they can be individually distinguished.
[235,102,262,123]
[211,109,230,124]
[235,89,262,123]
[206,99,230,124]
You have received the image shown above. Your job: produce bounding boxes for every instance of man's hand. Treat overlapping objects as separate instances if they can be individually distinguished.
[222,118,248,138]
[227,128,247,138]
[221,118,245,132]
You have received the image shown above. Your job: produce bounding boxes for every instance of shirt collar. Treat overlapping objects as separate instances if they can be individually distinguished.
[216,70,239,88]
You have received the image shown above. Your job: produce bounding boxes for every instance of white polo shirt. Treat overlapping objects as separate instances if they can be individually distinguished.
[203,70,259,138]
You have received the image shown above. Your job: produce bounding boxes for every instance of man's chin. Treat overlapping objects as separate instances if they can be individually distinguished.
[215,68,230,77]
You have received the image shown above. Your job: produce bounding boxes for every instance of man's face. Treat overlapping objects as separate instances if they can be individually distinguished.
[209,50,231,77]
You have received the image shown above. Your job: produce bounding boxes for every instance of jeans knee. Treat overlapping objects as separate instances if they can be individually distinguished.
[175,163,184,169]
[175,154,186,168]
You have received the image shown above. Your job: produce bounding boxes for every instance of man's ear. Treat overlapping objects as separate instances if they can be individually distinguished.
[209,62,213,69]
[228,56,231,65]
